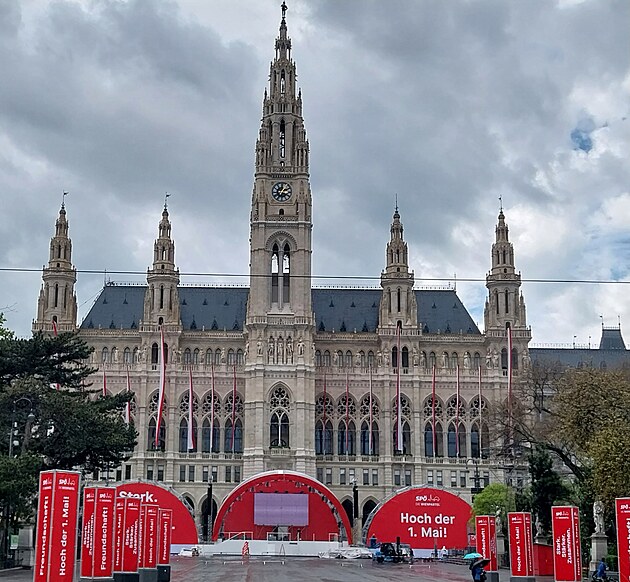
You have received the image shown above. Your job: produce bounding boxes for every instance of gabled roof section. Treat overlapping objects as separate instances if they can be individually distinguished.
[599,327,626,350]
[82,285,481,335]
[415,289,480,335]
[80,285,249,332]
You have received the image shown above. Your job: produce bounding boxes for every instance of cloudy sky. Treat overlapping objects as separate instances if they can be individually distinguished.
[1,0,629,346]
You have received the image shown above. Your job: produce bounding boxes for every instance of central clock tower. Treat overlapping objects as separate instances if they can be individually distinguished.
[244,4,316,477]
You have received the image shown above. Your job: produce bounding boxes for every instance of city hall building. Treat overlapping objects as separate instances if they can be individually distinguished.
[31,8,628,541]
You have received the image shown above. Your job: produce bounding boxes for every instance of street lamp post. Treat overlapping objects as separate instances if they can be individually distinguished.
[468,458,482,501]
[4,397,35,569]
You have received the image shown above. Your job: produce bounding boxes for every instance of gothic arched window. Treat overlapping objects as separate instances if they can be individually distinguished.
[360,421,379,456]
[148,417,166,452]
[283,243,290,303]
[401,346,409,368]
[337,420,356,456]
[271,244,279,304]
[315,420,333,455]
[269,386,290,448]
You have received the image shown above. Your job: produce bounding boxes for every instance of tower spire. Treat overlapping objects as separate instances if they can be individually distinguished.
[143,205,181,326]
[33,201,78,333]
[379,205,417,330]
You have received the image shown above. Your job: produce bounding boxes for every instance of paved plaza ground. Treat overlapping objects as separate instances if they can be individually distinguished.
[0,557,559,581]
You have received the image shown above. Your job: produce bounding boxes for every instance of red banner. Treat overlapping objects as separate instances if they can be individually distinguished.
[34,470,81,582]
[475,515,498,571]
[158,509,173,565]
[508,512,534,577]
[616,498,630,582]
[113,497,126,572]
[141,504,159,569]
[551,506,581,581]
[92,488,116,578]
[122,498,141,573]
[80,487,96,578]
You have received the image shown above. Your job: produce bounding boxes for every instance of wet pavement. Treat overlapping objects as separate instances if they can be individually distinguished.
[0,557,559,581]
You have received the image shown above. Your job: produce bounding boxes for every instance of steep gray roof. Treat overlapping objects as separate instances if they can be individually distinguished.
[81,285,481,334]
[599,327,626,350]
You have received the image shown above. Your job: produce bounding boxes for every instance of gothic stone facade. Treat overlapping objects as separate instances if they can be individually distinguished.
[33,11,532,538]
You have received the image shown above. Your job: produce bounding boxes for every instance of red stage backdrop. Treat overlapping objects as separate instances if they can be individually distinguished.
[34,470,81,582]
[212,470,352,543]
[616,498,630,582]
[116,482,197,545]
[475,515,498,571]
[508,512,534,577]
[365,487,472,550]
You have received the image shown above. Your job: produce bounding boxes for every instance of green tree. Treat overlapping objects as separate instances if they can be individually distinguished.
[0,331,137,531]
[527,445,569,535]
[472,483,516,536]
[0,314,14,341]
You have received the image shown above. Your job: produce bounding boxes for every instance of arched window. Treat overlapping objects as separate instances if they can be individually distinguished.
[394,421,411,455]
[424,423,434,457]
[471,423,480,458]
[225,418,243,453]
[315,420,334,455]
[315,350,322,366]
[270,411,289,448]
[448,423,457,458]
[271,244,279,304]
[148,417,166,451]
[269,386,290,448]
[184,349,192,365]
[392,346,398,368]
[193,349,200,365]
[101,348,109,363]
[179,418,197,452]
[501,348,508,370]
[123,348,131,364]
[367,351,375,367]
[429,352,436,369]
[360,421,379,456]
[337,420,356,455]
[336,351,343,368]
[448,422,466,458]
[283,243,290,303]
[451,352,458,369]
[512,348,519,370]
[435,422,444,457]
[473,352,481,369]
[323,351,331,367]
[345,351,353,368]
[151,343,158,364]
[227,349,235,365]
[205,349,213,365]
[359,351,366,368]
[236,349,244,365]
[401,346,409,368]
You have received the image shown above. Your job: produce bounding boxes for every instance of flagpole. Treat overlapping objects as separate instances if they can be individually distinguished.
[210,363,215,453]
[102,368,107,397]
[188,368,195,451]
[368,366,373,455]
[155,326,166,450]
[125,367,131,425]
[345,372,349,454]
[232,365,236,454]
[396,326,402,453]
[507,326,513,456]
[323,372,327,454]
[456,363,460,457]
[432,364,436,458]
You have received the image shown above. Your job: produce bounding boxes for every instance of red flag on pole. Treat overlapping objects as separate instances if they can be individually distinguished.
[507,326,513,451]
[52,319,60,390]
[210,363,215,452]
[368,366,373,455]
[155,327,166,449]
[456,363,460,457]
[323,372,327,426]
[345,372,350,453]
[478,364,483,420]
[231,365,236,453]
[187,368,195,451]
[396,326,403,452]
[125,368,131,425]
[432,364,437,457]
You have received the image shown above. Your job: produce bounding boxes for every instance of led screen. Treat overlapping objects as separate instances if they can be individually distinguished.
[254,493,309,526]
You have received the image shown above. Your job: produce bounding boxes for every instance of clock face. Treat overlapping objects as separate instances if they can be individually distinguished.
[272,182,292,202]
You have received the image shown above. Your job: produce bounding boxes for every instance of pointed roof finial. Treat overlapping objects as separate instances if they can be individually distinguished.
[61,190,68,210]
[499,194,503,212]
[281,1,288,20]
[164,192,171,211]
[395,193,398,214]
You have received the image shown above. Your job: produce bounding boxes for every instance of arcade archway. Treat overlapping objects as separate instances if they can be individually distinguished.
[212,470,353,543]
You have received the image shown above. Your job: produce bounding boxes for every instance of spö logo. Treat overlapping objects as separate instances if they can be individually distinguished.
[415,493,441,505]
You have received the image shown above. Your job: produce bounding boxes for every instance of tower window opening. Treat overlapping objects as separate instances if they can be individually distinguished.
[503,249,507,264]
[279,120,286,159]
[161,246,166,260]
[504,290,509,313]
[494,290,499,315]
[397,288,401,313]
[280,70,286,94]
[283,244,290,303]
[54,283,59,308]
[396,249,400,263]
[57,245,61,259]
[271,244,279,304]
[159,285,164,310]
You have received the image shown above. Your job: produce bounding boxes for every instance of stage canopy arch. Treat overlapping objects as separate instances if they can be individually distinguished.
[364,485,472,551]
[212,470,352,543]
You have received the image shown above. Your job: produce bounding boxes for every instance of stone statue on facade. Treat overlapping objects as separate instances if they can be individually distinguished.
[420,351,426,369]
[278,337,284,363]
[463,352,471,369]
[593,500,605,534]
[492,349,499,368]
[220,348,226,364]
[286,337,294,363]
[377,350,383,367]
[257,339,263,357]
[412,347,419,367]
[486,348,493,368]
[297,337,304,356]
[267,339,274,364]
